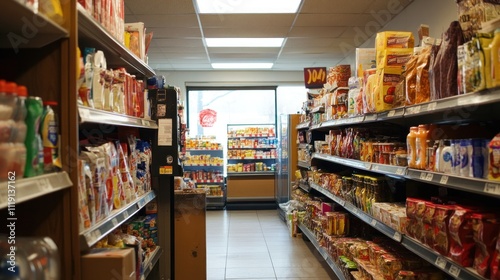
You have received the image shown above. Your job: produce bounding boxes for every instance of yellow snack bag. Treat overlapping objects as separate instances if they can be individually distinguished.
[376,67,402,112]
[377,48,413,69]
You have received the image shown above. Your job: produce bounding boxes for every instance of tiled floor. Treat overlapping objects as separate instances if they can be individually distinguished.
[206,210,339,280]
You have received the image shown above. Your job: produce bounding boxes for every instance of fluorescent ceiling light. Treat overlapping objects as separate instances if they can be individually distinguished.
[211,63,274,69]
[205,38,284,47]
[196,0,301,14]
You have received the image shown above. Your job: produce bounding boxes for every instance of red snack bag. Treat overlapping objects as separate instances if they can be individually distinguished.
[491,234,500,280]
[433,204,455,255]
[423,201,436,247]
[449,206,477,267]
[472,213,500,278]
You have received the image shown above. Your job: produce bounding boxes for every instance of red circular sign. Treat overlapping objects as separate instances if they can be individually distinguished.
[199,109,217,127]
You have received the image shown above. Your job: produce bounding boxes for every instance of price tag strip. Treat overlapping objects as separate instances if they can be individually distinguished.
[435,256,447,269]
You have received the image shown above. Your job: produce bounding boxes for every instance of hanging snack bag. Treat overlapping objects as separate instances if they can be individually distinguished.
[363,70,378,113]
[415,45,433,104]
[375,67,401,112]
[405,49,420,105]
[80,150,108,222]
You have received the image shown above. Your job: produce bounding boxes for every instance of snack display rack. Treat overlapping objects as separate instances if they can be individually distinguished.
[183,146,226,209]
[226,124,277,207]
[295,88,500,280]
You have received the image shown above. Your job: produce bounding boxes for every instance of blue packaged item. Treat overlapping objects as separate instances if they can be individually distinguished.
[460,139,472,177]
[471,139,485,178]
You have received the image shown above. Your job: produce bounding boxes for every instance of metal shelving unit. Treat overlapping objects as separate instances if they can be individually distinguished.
[297,224,347,280]
[0,172,72,209]
[78,105,158,129]
[79,191,156,251]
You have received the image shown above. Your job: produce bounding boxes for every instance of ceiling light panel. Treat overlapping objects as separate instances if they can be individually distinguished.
[211,63,274,69]
[205,38,284,47]
[196,0,301,14]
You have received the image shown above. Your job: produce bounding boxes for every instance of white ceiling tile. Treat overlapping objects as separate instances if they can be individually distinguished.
[295,13,379,27]
[207,47,281,54]
[301,0,374,14]
[365,0,413,14]
[127,14,200,28]
[284,37,338,47]
[153,38,205,48]
[288,26,347,38]
[125,0,195,15]
[169,63,213,70]
[209,52,278,60]
[148,27,202,38]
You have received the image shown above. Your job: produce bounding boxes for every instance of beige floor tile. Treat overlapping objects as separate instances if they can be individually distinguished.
[226,257,274,268]
[207,267,226,280]
[274,267,331,278]
[225,267,276,279]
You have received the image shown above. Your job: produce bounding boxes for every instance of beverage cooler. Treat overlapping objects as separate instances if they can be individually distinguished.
[275,114,300,221]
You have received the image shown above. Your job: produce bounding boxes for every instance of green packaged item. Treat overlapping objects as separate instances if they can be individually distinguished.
[24,96,43,177]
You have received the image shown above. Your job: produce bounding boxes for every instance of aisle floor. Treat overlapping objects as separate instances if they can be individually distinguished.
[206,210,338,280]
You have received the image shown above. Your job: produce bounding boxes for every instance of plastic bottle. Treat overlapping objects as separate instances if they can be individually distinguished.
[434,140,444,172]
[40,101,60,173]
[24,97,44,177]
[491,29,500,87]
[0,80,17,121]
[415,125,429,170]
[12,85,27,143]
[440,140,453,173]
[407,126,418,168]
[451,139,462,175]
[471,139,487,178]
[460,139,472,178]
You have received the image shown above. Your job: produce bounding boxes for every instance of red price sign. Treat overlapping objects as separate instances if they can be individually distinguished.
[304,67,326,88]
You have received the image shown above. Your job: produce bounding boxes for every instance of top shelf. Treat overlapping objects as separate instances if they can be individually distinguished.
[310,90,500,130]
[79,105,158,129]
[227,134,276,139]
[0,0,68,48]
[77,4,155,78]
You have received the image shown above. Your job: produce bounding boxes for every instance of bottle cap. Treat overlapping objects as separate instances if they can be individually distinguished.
[5,82,18,95]
[17,85,28,97]
[43,101,58,106]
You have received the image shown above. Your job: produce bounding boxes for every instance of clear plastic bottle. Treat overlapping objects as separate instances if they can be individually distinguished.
[434,139,444,172]
[12,85,27,143]
[0,80,17,121]
[407,126,418,168]
[440,140,453,173]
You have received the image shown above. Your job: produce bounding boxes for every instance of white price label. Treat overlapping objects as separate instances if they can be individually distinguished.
[414,106,421,114]
[149,261,153,271]
[373,165,379,171]
[427,102,437,111]
[420,172,427,180]
[440,176,449,185]
[93,229,102,240]
[448,265,460,277]
[435,256,447,269]
[393,232,402,242]
[353,208,359,215]
[79,108,90,120]
[340,200,346,207]
[388,110,396,117]
[371,219,378,226]
[138,200,145,208]
[123,211,130,220]
[38,179,50,191]
[484,183,500,195]
[141,119,148,126]
[425,173,434,181]
[111,218,118,227]
[396,168,404,176]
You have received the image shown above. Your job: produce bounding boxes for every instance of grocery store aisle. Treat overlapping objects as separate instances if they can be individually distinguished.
[206,210,338,280]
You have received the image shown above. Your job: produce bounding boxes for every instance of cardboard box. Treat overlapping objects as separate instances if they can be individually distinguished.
[81,248,135,280]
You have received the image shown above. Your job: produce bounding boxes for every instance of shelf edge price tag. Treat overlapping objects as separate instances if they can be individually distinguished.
[484,183,500,195]
[340,200,346,207]
[440,175,449,185]
[38,178,51,191]
[123,211,130,220]
[393,232,402,242]
[353,208,359,215]
[93,229,102,240]
[111,218,118,227]
[149,261,153,271]
[448,265,460,278]
[420,172,427,180]
[427,102,437,111]
[373,165,379,171]
[79,108,90,120]
[435,256,447,269]
[396,168,404,176]
[425,173,434,181]
[388,110,396,117]
[371,219,377,226]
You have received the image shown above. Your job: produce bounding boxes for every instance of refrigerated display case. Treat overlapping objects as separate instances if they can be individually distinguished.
[226,124,277,208]
[275,114,300,220]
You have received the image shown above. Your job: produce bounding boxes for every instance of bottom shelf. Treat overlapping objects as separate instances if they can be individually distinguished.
[297,224,347,280]
[142,246,162,280]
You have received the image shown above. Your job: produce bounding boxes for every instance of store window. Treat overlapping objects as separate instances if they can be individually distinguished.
[276,86,306,115]
[187,87,277,141]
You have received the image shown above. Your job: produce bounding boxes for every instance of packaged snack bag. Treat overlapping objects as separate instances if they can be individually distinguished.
[472,213,500,278]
